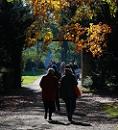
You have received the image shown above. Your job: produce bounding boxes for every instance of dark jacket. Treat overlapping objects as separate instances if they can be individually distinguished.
[60,73,78,99]
[40,74,58,101]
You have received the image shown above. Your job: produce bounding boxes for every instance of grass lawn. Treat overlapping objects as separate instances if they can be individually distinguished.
[103,103,118,118]
[22,76,39,85]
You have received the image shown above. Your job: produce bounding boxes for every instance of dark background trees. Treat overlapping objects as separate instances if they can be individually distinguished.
[0,0,33,92]
[80,1,118,94]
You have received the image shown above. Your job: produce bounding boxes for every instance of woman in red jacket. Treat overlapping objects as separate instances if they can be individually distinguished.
[40,68,58,121]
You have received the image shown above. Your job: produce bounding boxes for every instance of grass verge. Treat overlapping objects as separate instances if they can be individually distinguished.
[103,103,118,118]
[22,76,39,85]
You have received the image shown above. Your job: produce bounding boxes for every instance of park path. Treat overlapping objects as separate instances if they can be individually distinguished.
[23,75,82,92]
[0,76,118,130]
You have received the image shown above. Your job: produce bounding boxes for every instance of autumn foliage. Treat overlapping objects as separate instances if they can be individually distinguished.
[64,22,111,57]
[25,0,115,57]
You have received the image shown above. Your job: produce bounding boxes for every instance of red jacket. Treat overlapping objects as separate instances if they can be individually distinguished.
[40,74,58,101]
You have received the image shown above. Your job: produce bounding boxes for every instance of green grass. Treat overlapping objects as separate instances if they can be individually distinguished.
[103,104,118,118]
[22,76,39,85]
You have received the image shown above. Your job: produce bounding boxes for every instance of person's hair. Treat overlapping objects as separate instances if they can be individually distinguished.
[64,68,73,75]
[52,65,57,71]
[65,64,71,69]
[47,68,55,75]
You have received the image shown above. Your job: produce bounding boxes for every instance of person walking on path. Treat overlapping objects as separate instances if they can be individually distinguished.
[40,68,58,121]
[60,67,78,123]
[52,65,61,112]
[59,61,65,76]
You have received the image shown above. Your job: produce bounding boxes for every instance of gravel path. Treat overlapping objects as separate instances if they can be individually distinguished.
[0,77,118,130]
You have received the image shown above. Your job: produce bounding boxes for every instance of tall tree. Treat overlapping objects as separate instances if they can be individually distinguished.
[0,0,33,91]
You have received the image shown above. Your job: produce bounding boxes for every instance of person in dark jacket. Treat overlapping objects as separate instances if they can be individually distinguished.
[40,68,58,121]
[60,67,78,122]
[52,65,61,111]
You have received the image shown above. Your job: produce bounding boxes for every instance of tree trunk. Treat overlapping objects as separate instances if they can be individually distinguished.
[12,47,22,88]
[61,41,69,62]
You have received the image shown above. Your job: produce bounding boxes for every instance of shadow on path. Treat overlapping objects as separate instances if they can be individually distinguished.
[0,87,118,125]
[48,120,70,125]
[48,120,92,126]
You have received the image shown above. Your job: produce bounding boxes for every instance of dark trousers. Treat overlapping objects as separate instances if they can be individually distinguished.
[55,97,60,111]
[43,101,55,120]
[64,98,76,121]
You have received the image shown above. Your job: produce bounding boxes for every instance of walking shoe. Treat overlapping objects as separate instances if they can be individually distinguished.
[44,113,47,119]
